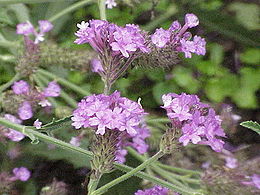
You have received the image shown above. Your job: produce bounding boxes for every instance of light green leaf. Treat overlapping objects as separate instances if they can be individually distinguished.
[8,4,30,22]
[240,48,260,65]
[240,121,260,135]
[228,2,260,30]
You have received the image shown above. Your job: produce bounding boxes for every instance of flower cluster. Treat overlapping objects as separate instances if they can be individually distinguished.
[16,20,53,44]
[72,91,146,135]
[151,13,206,58]
[162,93,226,152]
[75,20,149,58]
[135,186,170,195]
[11,80,60,120]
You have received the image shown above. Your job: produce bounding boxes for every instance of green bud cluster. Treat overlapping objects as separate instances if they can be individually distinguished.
[39,42,96,72]
[90,131,121,179]
[160,128,181,154]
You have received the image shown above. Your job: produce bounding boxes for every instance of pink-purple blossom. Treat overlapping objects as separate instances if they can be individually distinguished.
[162,93,226,152]
[16,20,53,44]
[69,136,81,147]
[74,20,149,58]
[18,101,33,120]
[185,13,199,28]
[151,28,171,48]
[12,80,30,95]
[135,186,169,195]
[72,91,146,136]
[11,167,31,181]
[33,119,42,129]
[151,13,206,58]
[3,114,25,142]
[242,174,260,189]
[43,81,61,97]
[91,58,104,73]
[224,156,238,169]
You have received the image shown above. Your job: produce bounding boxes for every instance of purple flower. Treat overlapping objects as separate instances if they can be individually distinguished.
[75,20,149,58]
[43,81,61,97]
[169,21,181,31]
[70,136,81,147]
[12,80,30,95]
[193,35,206,55]
[162,93,226,152]
[72,91,146,136]
[91,58,104,73]
[150,13,206,58]
[105,0,117,9]
[16,20,53,44]
[16,22,34,35]
[38,20,53,33]
[12,167,31,181]
[3,114,25,142]
[115,148,128,163]
[33,119,42,129]
[18,101,33,120]
[151,28,171,48]
[242,174,260,189]
[135,186,169,195]
[185,13,199,28]
[224,156,238,169]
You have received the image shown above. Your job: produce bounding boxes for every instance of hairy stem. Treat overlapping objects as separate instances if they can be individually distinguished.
[92,151,164,195]
[98,0,106,20]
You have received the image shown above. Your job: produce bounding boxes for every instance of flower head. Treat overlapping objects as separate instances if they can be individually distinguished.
[162,93,226,152]
[12,167,31,181]
[72,91,146,136]
[12,80,30,95]
[185,13,199,28]
[43,81,61,97]
[16,20,53,44]
[151,28,171,48]
[18,101,33,120]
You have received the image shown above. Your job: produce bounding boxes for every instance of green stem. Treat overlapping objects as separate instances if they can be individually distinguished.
[92,151,164,195]
[36,73,77,108]
[0,73,20,94]
[0,118,200,195]
[146,117,170,123]
[158,164,202,176]
[38,69,90,97]
[48,0,93,22]
[88,176,101,195]
[127,147,201,184]
[98,0,106,20]
[0,117,93,158]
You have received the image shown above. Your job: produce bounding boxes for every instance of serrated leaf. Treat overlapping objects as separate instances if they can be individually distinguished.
[41,115,72,132]
[240,121,260,135]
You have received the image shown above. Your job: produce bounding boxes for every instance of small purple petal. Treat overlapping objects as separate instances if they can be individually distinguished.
[12,167,31,181]
[185,13,199,28]
[43,81,61,97]
[16,22,34,35]
[18,101,33,120]
[33,119,42,129]
[12,80,30,95]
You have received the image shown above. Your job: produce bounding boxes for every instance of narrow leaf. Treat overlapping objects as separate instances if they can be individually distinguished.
[41,115,72,132]
[240,121,260,135]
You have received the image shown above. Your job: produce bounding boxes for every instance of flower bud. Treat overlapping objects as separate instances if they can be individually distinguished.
[160,128,181,154]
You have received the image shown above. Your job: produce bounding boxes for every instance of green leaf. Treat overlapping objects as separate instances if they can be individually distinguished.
[209,43,224,66]
[8,4,30,23]
[41,115,72,132]
[228,2,260,30]
[173,67,199,93]
[240,48,260,65]
[240,121,260,135]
